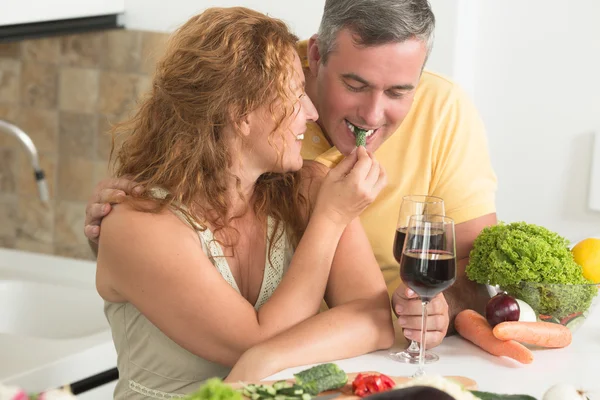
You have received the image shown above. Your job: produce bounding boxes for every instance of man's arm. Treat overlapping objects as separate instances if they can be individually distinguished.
[445,212,497,334]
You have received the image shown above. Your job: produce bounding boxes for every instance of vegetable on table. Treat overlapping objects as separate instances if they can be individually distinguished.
[492,321,572,348]
[470,391,537,400]
[185,378,242,400]
[241,382,311,400]
[466,222,598,320]
[515,299,537,323]
[293,363,348,396]
[455,309,534,364]
[486,294,520,327]
[542,383,590,400]
[351,373,395,398]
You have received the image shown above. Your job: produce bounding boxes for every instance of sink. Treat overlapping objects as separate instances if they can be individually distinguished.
[0,248,116,391]
[0,279,107,340]
[0,248,109,341]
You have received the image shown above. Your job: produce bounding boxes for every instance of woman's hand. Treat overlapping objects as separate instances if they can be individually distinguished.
[313,147,387,227]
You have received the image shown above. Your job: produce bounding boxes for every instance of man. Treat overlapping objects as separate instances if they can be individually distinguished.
[84,0,497,349]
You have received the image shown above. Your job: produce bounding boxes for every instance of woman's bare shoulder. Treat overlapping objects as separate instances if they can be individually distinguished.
[99,201,201,264]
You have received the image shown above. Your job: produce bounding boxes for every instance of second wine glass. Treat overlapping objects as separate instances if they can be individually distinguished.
[401,214,457,377]
[389,195,445,364]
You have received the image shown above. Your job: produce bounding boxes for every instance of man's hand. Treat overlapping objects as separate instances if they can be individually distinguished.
[391,282,449,349]
[84,177,141,244]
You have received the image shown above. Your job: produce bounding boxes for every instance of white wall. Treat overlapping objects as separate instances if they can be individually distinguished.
[121,0,600,242]
[122,0,459,77]
[456,0,600,242]
[123,0,323,41]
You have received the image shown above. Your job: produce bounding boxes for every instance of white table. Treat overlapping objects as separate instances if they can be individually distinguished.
[266,307,600,399]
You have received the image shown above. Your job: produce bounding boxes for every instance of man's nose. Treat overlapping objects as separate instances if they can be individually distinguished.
[357,92,385,128]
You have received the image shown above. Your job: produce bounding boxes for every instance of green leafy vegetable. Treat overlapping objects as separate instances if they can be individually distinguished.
[185,378,243,400]
[466,222,597,319]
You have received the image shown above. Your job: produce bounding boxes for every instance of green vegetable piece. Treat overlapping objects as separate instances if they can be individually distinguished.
[273,381,293,391]
[355,128,367,147]
[277,385,304,396]
[294,363,348,395]
[256,386,277,397]
[301,394,312,400]
[245,385,258,393]
[184,378,243,400]
[470,390,537,400]
[465,221,598,319]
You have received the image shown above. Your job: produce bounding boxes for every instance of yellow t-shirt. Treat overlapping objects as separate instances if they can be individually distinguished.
[298,42,498,297]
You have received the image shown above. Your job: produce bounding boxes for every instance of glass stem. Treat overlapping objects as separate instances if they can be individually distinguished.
[407,340,420,353]
[415,301,428,377]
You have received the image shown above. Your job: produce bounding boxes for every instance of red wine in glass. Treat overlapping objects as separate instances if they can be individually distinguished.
[400,249,456,302]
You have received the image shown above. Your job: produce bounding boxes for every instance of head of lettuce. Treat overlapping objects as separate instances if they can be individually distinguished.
[466,222,597,320]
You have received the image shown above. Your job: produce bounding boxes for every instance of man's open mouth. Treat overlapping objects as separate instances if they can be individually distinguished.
[345,120,376,138]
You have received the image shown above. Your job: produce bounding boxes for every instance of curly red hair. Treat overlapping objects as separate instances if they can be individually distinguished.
[110,7,310,254]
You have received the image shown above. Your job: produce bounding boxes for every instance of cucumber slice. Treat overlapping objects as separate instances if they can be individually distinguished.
[256,386,277,397]
[245,385,259,393]
[273,381,293,390]
[277,385,304,396]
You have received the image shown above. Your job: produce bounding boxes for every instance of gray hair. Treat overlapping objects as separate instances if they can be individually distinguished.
[317,0,435,64]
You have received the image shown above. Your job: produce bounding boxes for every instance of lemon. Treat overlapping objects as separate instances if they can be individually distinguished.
[571,238,600,283]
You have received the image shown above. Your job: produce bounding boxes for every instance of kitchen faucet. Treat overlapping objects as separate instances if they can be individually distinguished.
[0,119,49,203]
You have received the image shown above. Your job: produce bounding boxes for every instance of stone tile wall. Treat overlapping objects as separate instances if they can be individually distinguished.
[0,30,169,260]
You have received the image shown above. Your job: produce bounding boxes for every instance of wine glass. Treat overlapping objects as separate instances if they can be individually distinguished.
[401,214,457,376]
[389,195,445,364]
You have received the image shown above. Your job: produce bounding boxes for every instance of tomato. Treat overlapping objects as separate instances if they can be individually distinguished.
[352,373,395,397]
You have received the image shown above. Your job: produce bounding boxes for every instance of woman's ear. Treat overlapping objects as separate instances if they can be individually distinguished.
[238,114,252,137]
[307,35,321,76]
[229,107,252,138]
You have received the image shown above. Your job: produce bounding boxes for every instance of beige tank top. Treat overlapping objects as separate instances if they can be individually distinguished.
[104,205,293,399]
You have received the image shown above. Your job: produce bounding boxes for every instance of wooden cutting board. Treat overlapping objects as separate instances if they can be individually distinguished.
[234,371,477,399]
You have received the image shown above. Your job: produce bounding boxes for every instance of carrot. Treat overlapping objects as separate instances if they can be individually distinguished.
[455,309,534,364]
[492,321,572,348]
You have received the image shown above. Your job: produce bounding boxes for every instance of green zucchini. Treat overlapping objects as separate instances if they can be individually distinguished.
[470,390,537,400]
[293,363,348,395]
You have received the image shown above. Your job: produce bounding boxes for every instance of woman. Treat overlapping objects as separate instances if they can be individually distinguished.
[96,7,394,398]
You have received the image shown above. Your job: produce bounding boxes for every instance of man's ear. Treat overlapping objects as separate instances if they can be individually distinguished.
[308,34,321,76]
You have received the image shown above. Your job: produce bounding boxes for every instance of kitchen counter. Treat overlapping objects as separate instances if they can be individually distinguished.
[266,307,600,398]
[0,248,117,393]
[2,246,598,397]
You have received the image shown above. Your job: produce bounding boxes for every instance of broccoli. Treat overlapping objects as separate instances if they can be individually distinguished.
[466,222,597,319]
